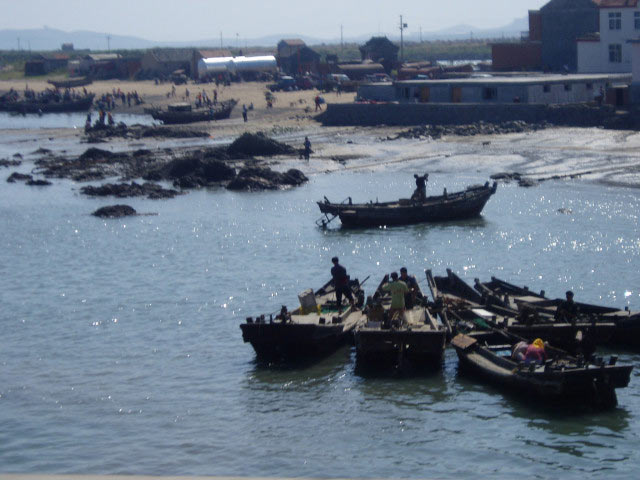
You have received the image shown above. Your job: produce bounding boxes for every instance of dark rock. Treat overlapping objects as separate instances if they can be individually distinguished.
[491,172,522,181]
[81,182,181,199]
[7,172,33,183]
[227,132,296,157]
[92,205,137,218]
[145,154,235,188]
[518,177,538,188]
[0,159,22,168]
[33,148,52,155]
[79,147,119,161]
[226,166,308,191]
[13,153,23,159]
[26,179,52,186]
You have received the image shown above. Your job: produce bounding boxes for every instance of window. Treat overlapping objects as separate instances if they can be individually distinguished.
[609,12,622,30]
[636,12,640,29]
[609,44,622,63]
[543,84,551,93]
[564,84,572,91]
[482,87,497,100]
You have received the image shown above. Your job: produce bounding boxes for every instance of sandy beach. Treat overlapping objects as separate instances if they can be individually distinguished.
[2,78,640,189]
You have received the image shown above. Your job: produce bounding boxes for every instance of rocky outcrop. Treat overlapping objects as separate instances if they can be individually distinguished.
[81,182,181,199]
[389,121,550,140]
[92,205,137,218]
[226,167,308,191]
[227,132,296,157]
[7,172,33,183]
[0,159,22,168]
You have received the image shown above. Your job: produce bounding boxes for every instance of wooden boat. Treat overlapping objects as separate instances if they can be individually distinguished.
[354,274,447,370]
[475,276,640,348]
[240,277,366,362]
[47,77,93,89]
[0,94,95,113]
[317,181,497,228]
[426,269,614,355]
[151,99,237,124]
[452,329,633,409]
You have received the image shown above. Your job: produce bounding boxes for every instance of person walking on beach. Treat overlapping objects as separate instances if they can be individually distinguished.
[315,95,322,111]
[242,104,248,122]
[303,136,311,160]
[331,257,355,313]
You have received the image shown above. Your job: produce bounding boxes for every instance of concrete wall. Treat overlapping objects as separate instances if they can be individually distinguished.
[492,42,542,71]
[578,41,603,73]
[357,84,396,102]
[541,0,599,72]
[318,102,614,127]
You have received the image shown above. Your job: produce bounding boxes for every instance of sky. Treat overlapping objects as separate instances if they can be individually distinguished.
[0,0,550,42]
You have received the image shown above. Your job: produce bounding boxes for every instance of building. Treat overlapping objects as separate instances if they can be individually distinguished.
[578,0,640,73]
[540,0,600,72]
[24,53,70,76]
[491,10,542,71]
[391,73,628,104]
[276,39,321,75]
[140,48,194,79]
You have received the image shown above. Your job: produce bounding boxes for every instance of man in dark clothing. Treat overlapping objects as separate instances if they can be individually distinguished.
[303,136,311,160]
[555,290,579,323]
[412,174,428,201]
[331,256,354,312]
[399,267,421,309]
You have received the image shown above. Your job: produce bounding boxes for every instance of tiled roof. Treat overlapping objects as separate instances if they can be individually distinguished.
[198,49,233,58]
[593,0,638,8]
[150,48,193,62]
[280,39,306,46]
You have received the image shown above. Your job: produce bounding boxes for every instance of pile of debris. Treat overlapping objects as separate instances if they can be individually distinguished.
[389,121,551,140]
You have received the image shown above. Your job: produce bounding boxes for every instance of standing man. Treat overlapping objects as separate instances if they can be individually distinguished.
[331,257,355,313]
[412,174,428,201]
[382,272,409,323]
[303,136,312,161]
[399,267,421,309]
[555,290,579,324]
[242,104,248,122]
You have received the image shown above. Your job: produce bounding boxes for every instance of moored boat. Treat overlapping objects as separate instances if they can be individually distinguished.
[452,329,633,409]
[355,273,446,370]
[240,277,366,362]
[47,77,93,89]
[0,94,95,113]
[427,269,614,355]
[317,181,497,228]
[151,99,237,124]
[475,276,640,348]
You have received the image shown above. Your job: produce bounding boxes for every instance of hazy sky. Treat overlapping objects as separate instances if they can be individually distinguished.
[1,0,550,41]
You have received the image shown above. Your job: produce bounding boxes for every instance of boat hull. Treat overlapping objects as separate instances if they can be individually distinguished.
[318,183,497,228]
[354,328,446,367]
[0,95,95,113]
[152,100,236,124]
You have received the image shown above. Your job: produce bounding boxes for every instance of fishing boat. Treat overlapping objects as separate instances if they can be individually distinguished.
[426,269,614,355]
[475,276,640,348]
[150,99,237,124]
[240,277,366,362]
[451,329,633,409]
[354,274,447,370]
[0,94,95,113]
[47,77,93,89]
[316,181,497,228]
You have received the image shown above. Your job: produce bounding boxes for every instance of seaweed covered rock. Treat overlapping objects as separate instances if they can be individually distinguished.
[227,132,296,157]
[81,182,181,199]
[143,150,235,188]
[79,147,120,161]
[226,166,308,191]
[92,205,137,218]
[26,179,52,186]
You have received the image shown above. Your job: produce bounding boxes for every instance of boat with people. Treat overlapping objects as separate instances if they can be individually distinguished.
[426,269,614,356]
[354,271,447,370]
[451,329,633,409]
[240,277,366,362]
[47,77,93,89]
[0,91,95,114]
[317,180,497,228]
[150,99,237,124]
[474,276,640,348]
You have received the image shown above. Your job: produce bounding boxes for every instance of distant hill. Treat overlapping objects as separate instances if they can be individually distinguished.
[0,18,527,52]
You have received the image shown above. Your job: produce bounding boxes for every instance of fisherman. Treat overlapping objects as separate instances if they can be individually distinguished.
[555,290,579,324]
[524,338,546,365]
[303,136,311,161]
[382,272,409,325]
[511,340,529,362]
[399,267,421,309]
[331,257,355,313]
[411,174,428,201]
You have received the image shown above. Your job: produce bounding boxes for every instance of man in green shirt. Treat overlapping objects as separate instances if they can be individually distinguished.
[382,272,409,324]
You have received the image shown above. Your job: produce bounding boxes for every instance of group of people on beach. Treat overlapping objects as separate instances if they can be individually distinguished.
[98,89,141,110]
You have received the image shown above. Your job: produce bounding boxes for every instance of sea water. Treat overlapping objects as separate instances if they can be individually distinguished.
[1,136,640,479]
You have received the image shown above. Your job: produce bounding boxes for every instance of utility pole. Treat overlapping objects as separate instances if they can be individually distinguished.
[399,15,407,62]
[340,24,343,53]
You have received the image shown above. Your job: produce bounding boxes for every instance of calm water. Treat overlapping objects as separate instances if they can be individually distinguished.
[1,155,640,478]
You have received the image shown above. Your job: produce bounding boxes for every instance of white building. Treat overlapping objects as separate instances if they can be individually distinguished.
[578,0,640,73]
